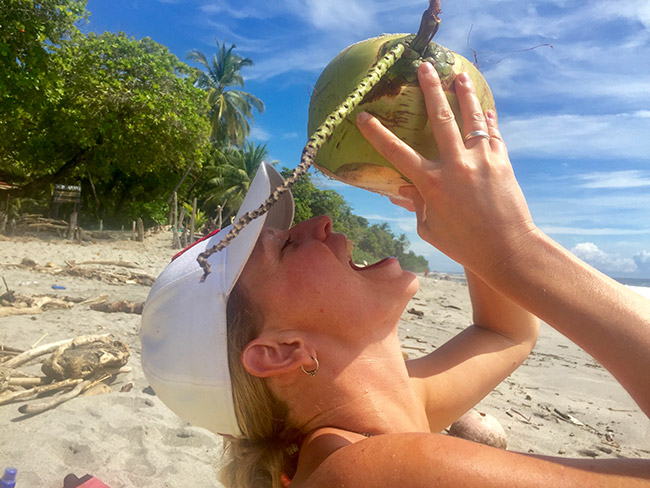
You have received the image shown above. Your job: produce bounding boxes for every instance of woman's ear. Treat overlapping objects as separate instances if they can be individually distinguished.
[241,332,312,378]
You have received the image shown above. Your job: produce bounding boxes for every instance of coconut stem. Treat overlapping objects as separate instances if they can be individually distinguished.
[197,42,408,280]
[410,0,442,55]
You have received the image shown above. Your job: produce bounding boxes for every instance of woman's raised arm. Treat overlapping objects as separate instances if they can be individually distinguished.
[356,61,650,418]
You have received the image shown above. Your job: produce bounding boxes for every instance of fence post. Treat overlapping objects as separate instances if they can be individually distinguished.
[136,218,144,242]
[172,192,180,249]
[190,197,197,243]
[67,211,78,240]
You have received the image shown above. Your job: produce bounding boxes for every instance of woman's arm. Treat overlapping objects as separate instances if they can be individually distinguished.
[357,62,650,418]
[406,269,539,431]
[299,432,650,488]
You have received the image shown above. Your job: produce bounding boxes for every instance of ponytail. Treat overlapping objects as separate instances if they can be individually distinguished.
[220,283,304,488]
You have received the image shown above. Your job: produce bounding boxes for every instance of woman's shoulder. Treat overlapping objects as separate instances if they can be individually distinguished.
[290,427,371,485]
[290,431,635,488]
[291,431,453,487]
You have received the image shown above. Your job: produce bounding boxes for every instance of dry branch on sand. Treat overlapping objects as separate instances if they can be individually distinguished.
[0,335,131,415]
[7,257,156,286]
[90,300,144,314]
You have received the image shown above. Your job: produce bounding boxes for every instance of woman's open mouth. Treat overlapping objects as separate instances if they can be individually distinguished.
[345,238,395,271]
[349,257,394,271]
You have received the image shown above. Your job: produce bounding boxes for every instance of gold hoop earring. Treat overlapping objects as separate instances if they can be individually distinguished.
[300,356,319,377]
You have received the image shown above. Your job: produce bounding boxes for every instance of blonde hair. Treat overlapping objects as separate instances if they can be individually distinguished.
[220,283,304,488]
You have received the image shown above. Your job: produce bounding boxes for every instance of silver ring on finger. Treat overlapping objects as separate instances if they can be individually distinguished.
[463,130,490,143]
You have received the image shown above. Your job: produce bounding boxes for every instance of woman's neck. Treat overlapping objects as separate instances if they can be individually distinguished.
[289,332,430,437]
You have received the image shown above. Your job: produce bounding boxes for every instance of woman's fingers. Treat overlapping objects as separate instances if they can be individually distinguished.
[454,72,491,149]
[417,62,465,160]
[485,110,506,153]
[356,112,429,183]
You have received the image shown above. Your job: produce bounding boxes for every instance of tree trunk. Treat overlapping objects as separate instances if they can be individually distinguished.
[172,192,180,249]
[136,218,144,242]
[166,161,196,205]
[190,197,197,243]
[67,212,78,240]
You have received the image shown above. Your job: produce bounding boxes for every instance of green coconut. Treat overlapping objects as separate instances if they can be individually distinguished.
[308,33,495,198]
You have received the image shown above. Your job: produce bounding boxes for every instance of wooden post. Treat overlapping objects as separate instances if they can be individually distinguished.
[0,213,6,233]
[172,192,180,249]
[67,211,78,240]
[136,218,144,242]
[99,219,103,232]
[178,207,187,248]
[217,204,223,230]
[190,197,197,243]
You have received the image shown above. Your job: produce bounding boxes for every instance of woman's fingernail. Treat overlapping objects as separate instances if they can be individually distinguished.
[357,112,371,123]
[456,72,472,86]
[420,61,435,75]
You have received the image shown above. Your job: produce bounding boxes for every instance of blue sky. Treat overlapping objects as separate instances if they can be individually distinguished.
[84,0,650,278]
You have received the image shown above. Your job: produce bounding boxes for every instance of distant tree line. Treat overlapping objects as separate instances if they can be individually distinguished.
[0,0,429,272]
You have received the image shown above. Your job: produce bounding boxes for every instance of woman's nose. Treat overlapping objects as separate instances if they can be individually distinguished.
[290,215,331,241]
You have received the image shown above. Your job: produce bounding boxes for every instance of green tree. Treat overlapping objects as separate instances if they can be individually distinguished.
[187,42,264,147]
[0,0,88,166]
[194,141,273,222]
[0,0,87,107]
[2,31,211,224]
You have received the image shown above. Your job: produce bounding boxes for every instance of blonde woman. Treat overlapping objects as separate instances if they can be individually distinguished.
[141,62,650,487]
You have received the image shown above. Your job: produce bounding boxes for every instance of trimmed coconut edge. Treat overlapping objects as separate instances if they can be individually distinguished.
[314,162,412,201]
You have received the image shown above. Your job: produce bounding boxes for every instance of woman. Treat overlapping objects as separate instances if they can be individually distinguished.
[141,62,650,487]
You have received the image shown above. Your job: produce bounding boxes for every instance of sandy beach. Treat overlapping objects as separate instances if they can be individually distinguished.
[1,231,648,487]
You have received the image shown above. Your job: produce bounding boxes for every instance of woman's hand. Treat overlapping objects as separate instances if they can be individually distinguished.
[356,62,536,276]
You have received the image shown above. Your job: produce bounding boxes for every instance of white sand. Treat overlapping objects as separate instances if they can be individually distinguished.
[1,231,648,487]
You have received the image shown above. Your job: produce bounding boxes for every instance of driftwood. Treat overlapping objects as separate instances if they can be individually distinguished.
[0,306,42,318]
[0,333,131,416]
[41,336,129,380]
[0,378,84,405]
[19,379,91,414]
[66,259,140,269]
[3,335,110,369]
[90,300,144,314]
[8,258,156,286]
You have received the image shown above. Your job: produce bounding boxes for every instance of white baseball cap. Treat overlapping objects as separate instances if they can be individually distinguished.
[140,163,294,436]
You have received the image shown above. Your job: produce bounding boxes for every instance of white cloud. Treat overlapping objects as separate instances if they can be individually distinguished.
[571,242,637,274]
[249,126,271,141]
[634,250,650,273]
[362,213,417,233]
[577,170,650,189]
[500,112,650,160]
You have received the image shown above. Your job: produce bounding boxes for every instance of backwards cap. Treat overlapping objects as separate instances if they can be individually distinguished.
[140,163,294,436]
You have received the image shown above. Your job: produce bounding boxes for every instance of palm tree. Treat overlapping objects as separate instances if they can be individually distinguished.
[199,141,274,221]
[187,42,264,147]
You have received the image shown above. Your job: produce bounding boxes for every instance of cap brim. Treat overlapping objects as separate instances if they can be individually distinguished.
[140,163,294,436]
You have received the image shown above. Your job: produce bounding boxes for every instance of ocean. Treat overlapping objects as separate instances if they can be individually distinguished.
[615,277,650,300]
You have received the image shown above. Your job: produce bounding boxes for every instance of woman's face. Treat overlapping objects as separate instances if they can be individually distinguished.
[238,216,419,339]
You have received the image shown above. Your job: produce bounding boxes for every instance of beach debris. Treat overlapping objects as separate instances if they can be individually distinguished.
[0,334,130,416]
[553,407,585,426]
[90,300,144,315]
[407,308,424,317]
[41,336,129,381]
[8,258,156,286]
[0,283,77,317]
[505,408,532,423]
[448,410,507,449]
